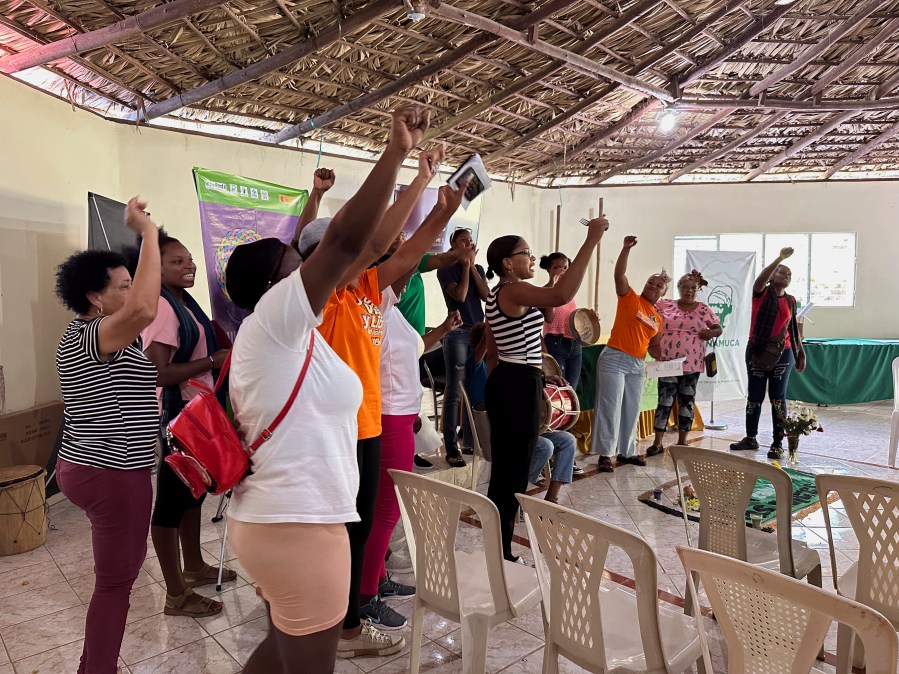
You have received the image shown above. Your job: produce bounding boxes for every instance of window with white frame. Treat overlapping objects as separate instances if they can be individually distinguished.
[673,233,856,307]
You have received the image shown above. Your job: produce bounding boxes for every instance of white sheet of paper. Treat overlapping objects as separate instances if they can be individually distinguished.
[797,302,815,318]
[645,358,685,379]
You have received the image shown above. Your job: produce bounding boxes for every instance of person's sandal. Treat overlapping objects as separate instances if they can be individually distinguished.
[164,588,223,617]
[183,562,237,588]
[446,453,467,468]
[598,456,614,473]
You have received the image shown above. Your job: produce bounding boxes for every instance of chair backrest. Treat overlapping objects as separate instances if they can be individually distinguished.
[678,546,899,674]
[389,469,513,619]
[892,356,899,409]
[517,494,668,672]
[419,345,446,389]
[817,473,899,623]
[889,409,899,468]
[669,445,796,576]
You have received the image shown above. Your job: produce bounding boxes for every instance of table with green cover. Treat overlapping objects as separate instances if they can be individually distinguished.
[787,338,899,405]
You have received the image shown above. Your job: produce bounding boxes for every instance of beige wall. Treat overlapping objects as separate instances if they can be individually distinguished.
[1,74,896,412]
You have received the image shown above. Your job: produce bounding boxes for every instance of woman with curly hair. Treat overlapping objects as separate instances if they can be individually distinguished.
[53,198,161,674]
[646,269,722,456]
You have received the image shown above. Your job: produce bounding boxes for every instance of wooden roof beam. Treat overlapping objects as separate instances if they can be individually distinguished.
[266,0,579,144]
[590,108,733,183]
[824,118,899,178]
[748,0,892,97]
[423,0,665,143]
[426,1,674,103]
[134,0,397,122]
[484,0,745,164]
[809,17,899,96]
[666,111,787,181]
[674,96,899,111]
[743,111,858,181]
[0,0,230,74]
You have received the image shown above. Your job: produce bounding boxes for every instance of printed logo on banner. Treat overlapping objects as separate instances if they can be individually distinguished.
[708,284,734,328]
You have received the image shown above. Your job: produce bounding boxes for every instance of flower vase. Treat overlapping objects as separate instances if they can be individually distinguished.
[787,436,800,464]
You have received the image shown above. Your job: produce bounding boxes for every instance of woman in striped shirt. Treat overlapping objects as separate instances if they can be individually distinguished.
[482,216,608,561]
[54,197,161,674]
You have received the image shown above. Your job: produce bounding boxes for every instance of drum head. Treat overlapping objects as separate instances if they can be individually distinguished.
[0,465,43,489]
[570,309,601,346]
[541,353,562,379]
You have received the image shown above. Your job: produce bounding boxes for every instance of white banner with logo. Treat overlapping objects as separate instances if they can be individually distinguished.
[685,250,756,401]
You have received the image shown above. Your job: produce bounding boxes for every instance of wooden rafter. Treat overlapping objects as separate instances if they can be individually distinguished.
[748,0,893,97]
[824,118,899,178]
[484,0,747,164]
[426,1,674,102]
[266,0,580,143]
[136,0,397,121]
[808,17,899,97]
[423,0,665,143]
[743,111,859,181]
[674,96,899,111]
[590,109,733,183]
[667,111,787,181]
[0,0,229,74]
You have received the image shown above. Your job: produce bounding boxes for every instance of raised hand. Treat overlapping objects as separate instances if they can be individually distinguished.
[125,197,156,235]
[623,235,638,249]
[585,215,610,241]
[442,310,462,332]
[439,178,469,213]
[389,105,431,155]
[418,146,445,181]
[313,168,335,192]
[779,246,794,260]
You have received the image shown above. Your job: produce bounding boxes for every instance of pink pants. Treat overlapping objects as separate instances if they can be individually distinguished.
[361,413,416,596]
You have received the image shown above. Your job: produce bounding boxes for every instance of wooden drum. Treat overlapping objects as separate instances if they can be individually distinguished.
[0,465,48,556]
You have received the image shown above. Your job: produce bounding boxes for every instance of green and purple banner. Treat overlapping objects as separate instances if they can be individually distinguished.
[193,167,307,339]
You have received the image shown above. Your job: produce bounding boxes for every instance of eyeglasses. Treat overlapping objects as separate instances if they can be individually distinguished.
[509,249,534,259]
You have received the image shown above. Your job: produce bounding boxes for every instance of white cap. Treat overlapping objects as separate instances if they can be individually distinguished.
[297,217,332,257]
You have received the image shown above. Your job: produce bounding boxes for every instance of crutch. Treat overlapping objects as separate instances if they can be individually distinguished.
[212,491,231,592]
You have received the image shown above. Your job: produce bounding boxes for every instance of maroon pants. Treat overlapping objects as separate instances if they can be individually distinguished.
[56,459,152,674]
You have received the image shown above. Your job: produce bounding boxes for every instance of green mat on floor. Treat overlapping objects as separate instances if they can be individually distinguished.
[638,468,821,528]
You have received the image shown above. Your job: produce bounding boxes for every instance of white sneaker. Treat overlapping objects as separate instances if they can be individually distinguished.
[385,551,413,574]
[337,620,405,659]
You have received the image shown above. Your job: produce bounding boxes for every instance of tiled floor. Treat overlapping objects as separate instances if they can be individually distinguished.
[0,398,895,673]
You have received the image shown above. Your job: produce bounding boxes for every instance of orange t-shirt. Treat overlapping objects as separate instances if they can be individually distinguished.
[606,289,662,359]
[319,267,384,439]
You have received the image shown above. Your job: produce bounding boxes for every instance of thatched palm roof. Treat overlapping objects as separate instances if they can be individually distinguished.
[4,0,899,184]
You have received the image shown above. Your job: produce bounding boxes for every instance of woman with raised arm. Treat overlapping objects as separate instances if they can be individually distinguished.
[647,269,722,456]
[540,251,588,388]
[483,216,609,562]
[730,247,806,459]
[54,198,161,674]
[591,236,668,473]
[222,107,427,674]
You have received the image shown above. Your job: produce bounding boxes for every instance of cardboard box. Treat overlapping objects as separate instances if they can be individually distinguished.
[0,402,64,470]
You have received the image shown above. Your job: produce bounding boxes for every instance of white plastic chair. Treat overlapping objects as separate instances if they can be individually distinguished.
[668,445,822,613]
[459,387,485,490]
[389,469,541,674]
[817,474,899,672]
[517,494,703,673]
[678,546,899,674]
[892,355,899,409]
[888,408,899,468]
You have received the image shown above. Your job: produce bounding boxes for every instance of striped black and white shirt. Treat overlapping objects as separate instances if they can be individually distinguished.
[485,283,544,367]
[56,318,159,470]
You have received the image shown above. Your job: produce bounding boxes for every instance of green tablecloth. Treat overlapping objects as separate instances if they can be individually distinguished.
[576,344,657,412]
[787,338,899,405]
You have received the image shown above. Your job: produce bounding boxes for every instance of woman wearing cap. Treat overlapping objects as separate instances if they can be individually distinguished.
[223,107,427,674]
[539,252,587,389]
[482,216,609,562]
[591,236,668,473]
[646,269,721,456]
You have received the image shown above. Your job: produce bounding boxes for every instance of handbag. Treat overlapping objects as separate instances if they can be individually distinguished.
[165,332,315,498]
[704,351,717,378]
[750,326,786,372]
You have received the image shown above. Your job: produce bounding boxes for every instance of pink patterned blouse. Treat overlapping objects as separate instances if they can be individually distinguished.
[543,299,577,339]
[654,299,719,374]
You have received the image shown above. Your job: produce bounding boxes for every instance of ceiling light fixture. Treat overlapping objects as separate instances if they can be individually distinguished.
[657,110,678,135]
[403,0,426,22]
[774,0,798,5]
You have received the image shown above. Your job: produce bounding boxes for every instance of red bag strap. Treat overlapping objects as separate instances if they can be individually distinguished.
[213,350,232,393]
[247,331,315,453]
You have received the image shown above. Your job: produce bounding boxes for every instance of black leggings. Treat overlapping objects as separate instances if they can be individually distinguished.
[344,435,381,629]
[151,430,205,528]
[653,372,701,433]
[485,361,543,560]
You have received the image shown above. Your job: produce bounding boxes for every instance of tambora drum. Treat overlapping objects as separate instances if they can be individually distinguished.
[541,352,563,379]
[0,465,48,556]
[539,384,580,433]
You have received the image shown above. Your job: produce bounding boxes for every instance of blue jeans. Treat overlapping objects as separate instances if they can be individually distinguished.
[591,347,645,458]
[529,431,576,484]
[442,328,473,454]
[745,345,795,444]
[544,335,582,389]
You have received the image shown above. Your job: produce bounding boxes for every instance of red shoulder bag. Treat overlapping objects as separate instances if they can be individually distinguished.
[165,332,315,498]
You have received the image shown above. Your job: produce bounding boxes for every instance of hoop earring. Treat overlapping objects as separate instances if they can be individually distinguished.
[97,304,104,316]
